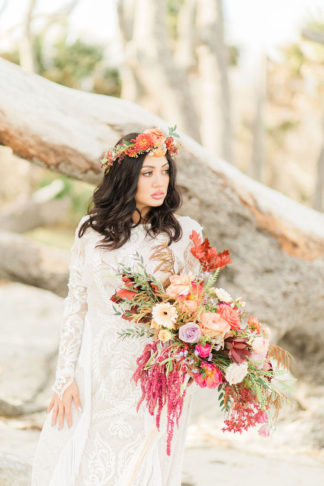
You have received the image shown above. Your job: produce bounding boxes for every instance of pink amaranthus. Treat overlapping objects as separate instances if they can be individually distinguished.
[110,228,295,456]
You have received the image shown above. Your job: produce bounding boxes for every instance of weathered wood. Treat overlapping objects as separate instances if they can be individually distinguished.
[0,231,69,297]
[0,180,71,232]
[0,58,323,349]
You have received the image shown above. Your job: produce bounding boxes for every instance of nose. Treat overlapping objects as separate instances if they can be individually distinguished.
[152,172,165,187]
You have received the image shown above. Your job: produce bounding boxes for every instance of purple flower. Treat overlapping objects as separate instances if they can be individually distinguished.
[178,322,201,344]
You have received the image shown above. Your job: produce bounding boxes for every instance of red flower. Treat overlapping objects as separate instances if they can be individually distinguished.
[189,230,232,272]
[125,146,138,157]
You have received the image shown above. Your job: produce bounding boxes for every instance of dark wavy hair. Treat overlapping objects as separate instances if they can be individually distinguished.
[78,131,184,250]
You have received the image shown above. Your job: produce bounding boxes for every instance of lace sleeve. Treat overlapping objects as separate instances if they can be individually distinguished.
[180,218,204,276]
[52,218,88,400]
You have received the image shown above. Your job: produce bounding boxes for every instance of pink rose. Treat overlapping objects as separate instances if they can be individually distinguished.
[258,424,271,437]
[195,343,211,358]
[199,312,231,338]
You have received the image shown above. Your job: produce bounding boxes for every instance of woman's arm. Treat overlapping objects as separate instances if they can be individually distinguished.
[52,218,88,400]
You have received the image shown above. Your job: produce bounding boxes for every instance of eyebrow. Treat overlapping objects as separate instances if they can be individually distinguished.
[142,162,170,168]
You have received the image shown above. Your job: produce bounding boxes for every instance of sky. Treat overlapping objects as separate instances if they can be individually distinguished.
[0,0,323,68]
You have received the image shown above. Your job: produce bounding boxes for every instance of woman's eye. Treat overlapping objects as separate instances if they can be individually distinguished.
[142,169,169,177]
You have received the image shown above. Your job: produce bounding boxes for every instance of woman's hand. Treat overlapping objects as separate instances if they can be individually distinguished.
[47,379,82,429]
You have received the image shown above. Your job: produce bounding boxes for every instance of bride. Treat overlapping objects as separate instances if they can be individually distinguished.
[31,126,204,486]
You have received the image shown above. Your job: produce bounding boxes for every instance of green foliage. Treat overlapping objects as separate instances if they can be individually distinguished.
[117,326,154,340]
[45,33,103,88]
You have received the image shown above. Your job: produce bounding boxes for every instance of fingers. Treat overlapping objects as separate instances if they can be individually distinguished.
[47,397,54,413]
[73,390,82,412]
[58,401,65,429]
[51,402,58,426]
[65,399,72,428]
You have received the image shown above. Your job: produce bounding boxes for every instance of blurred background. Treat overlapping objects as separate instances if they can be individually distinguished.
[0,1,323,485]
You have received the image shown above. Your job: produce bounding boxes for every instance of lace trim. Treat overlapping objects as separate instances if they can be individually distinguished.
[52,219,88,400]
[180,221,203,275]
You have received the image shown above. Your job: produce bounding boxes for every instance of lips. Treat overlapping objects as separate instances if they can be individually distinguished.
[151,192,164,196]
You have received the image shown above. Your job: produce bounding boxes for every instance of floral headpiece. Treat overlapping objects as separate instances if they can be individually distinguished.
[100,125,182,173]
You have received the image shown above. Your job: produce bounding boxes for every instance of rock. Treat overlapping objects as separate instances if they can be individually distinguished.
[0,282,63,415]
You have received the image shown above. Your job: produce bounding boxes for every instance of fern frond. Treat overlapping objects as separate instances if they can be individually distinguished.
[268,343,295,371]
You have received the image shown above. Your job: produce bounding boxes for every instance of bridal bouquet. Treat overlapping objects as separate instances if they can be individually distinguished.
[110,230,295,455]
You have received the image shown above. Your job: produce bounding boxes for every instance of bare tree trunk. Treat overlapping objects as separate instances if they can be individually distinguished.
[196,0,233,163]
[116,0,143,102]
[0,58,323,347]
[174,0,197,72]
[249,52,267,182]
[128,0,201,141]
[19,0,38,73]
[312,108,324,211]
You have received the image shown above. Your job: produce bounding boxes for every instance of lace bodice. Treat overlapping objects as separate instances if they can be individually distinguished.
[52,214,204,400]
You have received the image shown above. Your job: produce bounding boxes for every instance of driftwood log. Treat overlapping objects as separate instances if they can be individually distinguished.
[0,58,323,378]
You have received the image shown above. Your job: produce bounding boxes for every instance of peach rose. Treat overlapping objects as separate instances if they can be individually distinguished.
[165,274,192,298]
[199,312,231,338]
[177,298,199,314]
[217,303,241,330]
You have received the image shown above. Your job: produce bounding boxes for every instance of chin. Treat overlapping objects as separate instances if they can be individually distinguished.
[149,198,165,206]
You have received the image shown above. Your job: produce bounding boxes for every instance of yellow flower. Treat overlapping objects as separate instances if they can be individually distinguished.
[158,329,173,342]
[152,302,178,329]
[150,319,161,329]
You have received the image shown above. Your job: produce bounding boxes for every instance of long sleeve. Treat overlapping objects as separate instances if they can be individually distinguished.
[180,218,204,276]
[52,219,88,400]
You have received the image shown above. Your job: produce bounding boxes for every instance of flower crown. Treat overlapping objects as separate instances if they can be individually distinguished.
[100,125,182,173]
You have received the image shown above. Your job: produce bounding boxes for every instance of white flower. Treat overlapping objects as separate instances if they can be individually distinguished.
[214,288,233,303]
[225,361,249,385]
[152,302,178,329]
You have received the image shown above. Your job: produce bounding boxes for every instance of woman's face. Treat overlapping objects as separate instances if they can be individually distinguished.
[135,154,170,217]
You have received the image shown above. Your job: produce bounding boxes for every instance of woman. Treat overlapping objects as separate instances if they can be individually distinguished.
[31,127,204,486]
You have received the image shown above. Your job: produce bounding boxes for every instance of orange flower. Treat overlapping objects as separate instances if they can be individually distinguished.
[143,127,165,147]
[153,146,166,157]
[248,316,262,334]
[135,133,153,151]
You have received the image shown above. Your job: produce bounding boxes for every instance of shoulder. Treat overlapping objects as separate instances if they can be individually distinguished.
[74,214,91,239]
[176,215,204,238]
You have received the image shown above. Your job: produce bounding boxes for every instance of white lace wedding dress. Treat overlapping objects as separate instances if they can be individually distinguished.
[31,214,204,486]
